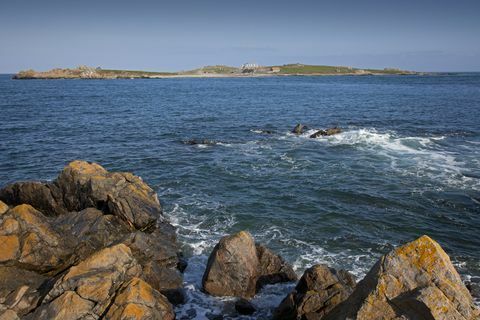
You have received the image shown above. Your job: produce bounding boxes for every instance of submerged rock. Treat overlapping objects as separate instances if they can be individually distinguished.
[292,124,307,135]
[235,298,256,315]
[310,127,342,138]
[274,264,356,320]
[183,139,217,146]
[324,235,480,320]
[202,231,297,299]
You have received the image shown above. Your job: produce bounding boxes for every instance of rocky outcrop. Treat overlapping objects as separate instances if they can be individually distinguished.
[310,127,342,138]
[324,235,480,320]
[0,161,184,319]
[274,264,356,320]
[0,160,162,230]
[202,231,297,299]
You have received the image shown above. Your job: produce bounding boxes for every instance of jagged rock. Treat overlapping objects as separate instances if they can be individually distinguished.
[235,298,256,315]
[0,204,73,273]
[203,231,259,298]
[105,277,175,320]
[292,124,306,135]
[0,201,8,215]
[55,160,160,230]
[324,235,480,320]
[274,264,355,320]
[256,244,297,290]
[202,231,297,299]
[310,127,342,138]
[27,244,141,319]
[0,161,162,230]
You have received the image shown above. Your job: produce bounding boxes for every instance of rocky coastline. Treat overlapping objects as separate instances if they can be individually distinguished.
[0,161,478,319]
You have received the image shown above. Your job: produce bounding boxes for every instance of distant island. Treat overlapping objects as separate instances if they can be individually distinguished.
[13,63,420,79]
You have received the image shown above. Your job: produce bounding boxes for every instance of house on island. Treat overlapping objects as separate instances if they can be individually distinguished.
[241,63,259,73]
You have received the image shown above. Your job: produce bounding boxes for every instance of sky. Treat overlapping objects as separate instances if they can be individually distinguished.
[1,0,479,72]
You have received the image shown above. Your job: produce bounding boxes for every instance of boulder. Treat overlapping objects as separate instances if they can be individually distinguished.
[292,124,306,135]
[324,235,480,320]
[202,231,259,298]
[274,264,356,320]
[256,244,297,290]
[202,231,297,299]
[0,161,162,230]
[310,127,342,138]
[55,160,161,230]
[105,277,175,320]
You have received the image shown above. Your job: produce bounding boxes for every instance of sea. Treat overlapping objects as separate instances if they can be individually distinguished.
[1,73,479,319]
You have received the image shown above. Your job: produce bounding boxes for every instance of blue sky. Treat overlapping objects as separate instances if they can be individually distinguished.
[1,0,479,72]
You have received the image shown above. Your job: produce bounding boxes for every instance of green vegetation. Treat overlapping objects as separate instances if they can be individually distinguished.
[13,64,416,79]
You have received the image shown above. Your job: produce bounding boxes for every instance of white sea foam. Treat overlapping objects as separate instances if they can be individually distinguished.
[286,128,479,191]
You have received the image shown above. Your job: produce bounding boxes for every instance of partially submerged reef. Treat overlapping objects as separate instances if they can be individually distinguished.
[0,161,478,319]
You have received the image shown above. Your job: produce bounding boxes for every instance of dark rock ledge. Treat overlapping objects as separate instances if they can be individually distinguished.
[1,160,479,320]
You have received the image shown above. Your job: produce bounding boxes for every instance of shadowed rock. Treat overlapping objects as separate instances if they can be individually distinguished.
[256,244,297,290]
[235,298,256,315]
[324,235,480,320]
[274,264,356,320]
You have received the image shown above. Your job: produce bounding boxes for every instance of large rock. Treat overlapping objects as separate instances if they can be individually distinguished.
[274,264,356,320]
[55,160,161,230]
[0,161,162,230]
[292,124,307,135]
[202,231,297,299]
[203,231,259,298]
[324,235,480,320]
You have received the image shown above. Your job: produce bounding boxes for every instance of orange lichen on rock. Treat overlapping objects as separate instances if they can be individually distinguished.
[0,235,20,262]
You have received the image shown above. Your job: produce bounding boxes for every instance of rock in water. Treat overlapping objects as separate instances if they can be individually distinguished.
[235,298,256,315]
[274,264,356,320]
[324,235,480,320]
[202,231,259,298]
[292,124,306,135]
[202,231,297,299]
[310,127,342,138]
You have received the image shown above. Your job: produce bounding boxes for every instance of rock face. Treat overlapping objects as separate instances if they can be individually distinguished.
[310,127,342,138]
[274,264,356,320]
[0,161,183,319]
[324,235,480,320]
[202,231,297,299]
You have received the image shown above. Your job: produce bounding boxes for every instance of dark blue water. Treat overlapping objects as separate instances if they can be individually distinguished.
[1,74,479,317]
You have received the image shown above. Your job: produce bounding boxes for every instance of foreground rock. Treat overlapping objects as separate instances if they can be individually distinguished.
[202,231,297,299]
[310,127,342,138]
[0,161,184,319]
[324,235,480,320]
[274,264,356,320]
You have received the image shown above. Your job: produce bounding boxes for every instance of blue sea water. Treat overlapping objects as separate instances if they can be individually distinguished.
[0,74,479,318]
